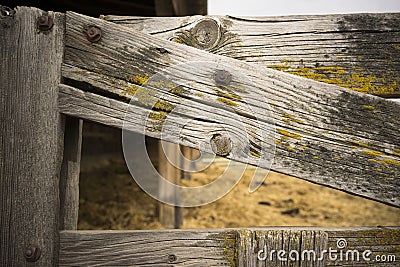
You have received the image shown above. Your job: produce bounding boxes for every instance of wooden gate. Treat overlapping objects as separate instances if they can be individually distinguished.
[0,6,399,266]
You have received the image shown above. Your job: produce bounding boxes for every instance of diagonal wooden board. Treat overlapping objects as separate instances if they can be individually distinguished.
[103,13,400,97]
[60,11,400,207]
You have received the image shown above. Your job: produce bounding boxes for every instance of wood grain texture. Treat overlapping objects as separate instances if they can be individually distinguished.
[61,12,400,207]
[59,227,399,266]
[237,229,328,267]
[158,141,182,229]
[59,117,83,230]
[103,13,400,97]
[0,7,65,266]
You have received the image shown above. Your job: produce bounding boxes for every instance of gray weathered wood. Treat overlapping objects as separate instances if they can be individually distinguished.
[59,117,83,230]
[103,13,400,97]
[59,227,399,266]
[238,229,328,267]
[61,12,400,207]
[0,7,65,266]
[158,141,182,228]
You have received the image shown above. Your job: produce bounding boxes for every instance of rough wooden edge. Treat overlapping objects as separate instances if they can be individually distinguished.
[59,227,399,266]
[0,7,65,266]
[104,13,400,97]
[59,117,83,230]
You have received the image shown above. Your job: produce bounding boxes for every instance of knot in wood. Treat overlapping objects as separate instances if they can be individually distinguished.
[210,133,232,156]
[25,244,41,262]
[191,18,220,50]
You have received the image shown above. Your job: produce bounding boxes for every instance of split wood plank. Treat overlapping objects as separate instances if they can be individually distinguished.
[59,227,399,266]
[103,13,400,97]
[0,7,65,266]
[61,12,400,207]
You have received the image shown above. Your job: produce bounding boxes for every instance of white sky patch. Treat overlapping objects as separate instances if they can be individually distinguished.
[209,0,400,16]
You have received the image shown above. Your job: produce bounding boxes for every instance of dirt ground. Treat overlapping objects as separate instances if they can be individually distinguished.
[78,157,399,230]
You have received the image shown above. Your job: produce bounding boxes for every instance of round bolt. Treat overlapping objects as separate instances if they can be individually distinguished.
[214,69,232,87]
[25,245,41,262]
[37,15,53,31]
[210,133,232,156]
[167,254,177,263]
[87,26,102,43]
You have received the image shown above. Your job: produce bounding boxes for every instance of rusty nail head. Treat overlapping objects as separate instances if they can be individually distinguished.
[168,254,177,262]
[210,133,232,156]
[87,26,102,43]
[37,15,53,31]
[25,244,41,262]
[214,69,232,86]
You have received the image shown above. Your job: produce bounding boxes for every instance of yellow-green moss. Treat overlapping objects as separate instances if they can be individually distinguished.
[195,92,204,97]
[217,90,242,101]
[250,150,260,158]
[148,111,168,132]
[277,129,302,140]
[126,75,149,85]
[362,150,383,157]
[170,86,186,96]
[282,113,304,124]
[154,100,175,112]
[381,158,400,166]
[217,97,238,107]
[222,232,238,267]
[267,60,399,95]
[351,141,368,148]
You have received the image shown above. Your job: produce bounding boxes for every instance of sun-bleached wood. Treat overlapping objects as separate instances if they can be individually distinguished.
[103,13,400,97]
[59,227,399,266]
[61,12,400,207]
[0,7,65,266]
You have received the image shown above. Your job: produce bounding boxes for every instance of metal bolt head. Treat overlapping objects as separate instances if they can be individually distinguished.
[214,69,232,86]
[167,254,177,262]
[25,245,41,262]
[87,26,102,43]
[37,15,53,31]
[210,133,232,156]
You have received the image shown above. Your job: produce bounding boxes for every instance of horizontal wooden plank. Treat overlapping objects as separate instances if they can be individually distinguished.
[103,13,400,97]
[61,12,400,207]
[59,227,399,266]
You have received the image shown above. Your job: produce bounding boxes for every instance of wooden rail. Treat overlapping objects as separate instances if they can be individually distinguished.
[60,11,400,207]
[59,227,399,266]
[103,13,400,97]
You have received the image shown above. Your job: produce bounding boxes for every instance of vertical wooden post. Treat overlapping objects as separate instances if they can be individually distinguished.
[59,117,83,230]
[154,0,207,230]
[158,141,182,228]
[0,7,65,266]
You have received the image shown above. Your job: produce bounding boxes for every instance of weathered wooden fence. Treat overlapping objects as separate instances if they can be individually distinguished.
[0,6,399,266]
